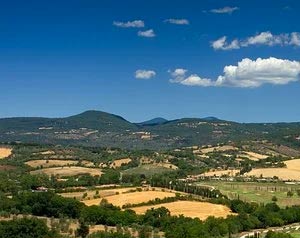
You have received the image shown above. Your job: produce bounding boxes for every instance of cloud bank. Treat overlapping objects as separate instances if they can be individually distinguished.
[169,57,300,88]
[113,20,145,28]
[135,70,156,79]
[212,32,300,50]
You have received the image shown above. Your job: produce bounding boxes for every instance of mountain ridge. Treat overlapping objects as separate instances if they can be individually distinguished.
[0,110,300,149]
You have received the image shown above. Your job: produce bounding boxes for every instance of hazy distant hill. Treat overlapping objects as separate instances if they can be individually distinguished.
[0,110,300,149]
[137,117,168,126]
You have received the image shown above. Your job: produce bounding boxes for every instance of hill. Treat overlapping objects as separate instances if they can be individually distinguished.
[0,110,300,149]
[137,117,168,126]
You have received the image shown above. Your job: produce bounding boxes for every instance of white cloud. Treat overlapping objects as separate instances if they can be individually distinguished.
[212,31,300,50]
[138,29,156,38]
[290,32,300,46]
[113,20,144,28]
[169,57,300,88]
[211,36,240,50]
[164,19,189,25]
[135,70,156,79]
[210,6,239,14]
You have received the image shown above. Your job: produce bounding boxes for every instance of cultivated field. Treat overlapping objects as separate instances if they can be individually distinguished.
[240,151,268,161]
[25,160,78,168]
[246,159,300,180]
[246,168,300,180]
[110,158,132,168]
[83,190,176,207]
[131,201,234,220]
[285,159,300,169]
[31,166,102,177]
[25,159,94,168]
[197,181,300,207]
[200,145,238,154]
[60,187,137,200]
[123,164,173,177]
[0,147,12,159]
[202,169,240,177]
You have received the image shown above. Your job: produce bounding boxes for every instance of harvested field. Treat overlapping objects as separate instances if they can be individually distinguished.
[60,187,138,200]
[245,159,300,180]
[40,150,55,155]
[246,168,300,180]
[201,145,238,154]
[0,147,12,159]
[202,169,240,177]
[110,158,132,168]
[131,201,234,220]
[25,159,94,168]
[31,166,102,177]
[240,151,268,161]
[25,159,77,168]
[285,159,300,170]
[83,190,176,207]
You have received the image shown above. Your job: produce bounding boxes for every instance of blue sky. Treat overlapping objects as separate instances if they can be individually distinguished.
[1,0,300,122]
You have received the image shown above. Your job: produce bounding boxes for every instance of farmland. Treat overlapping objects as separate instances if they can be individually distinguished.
[131,200,234,220]
[83,190,177,207]
[1,141,300,238]
[245,159,300,180]
[0,147,12,159]
[196,181,300,207]
[30,166,103,177]
[25,159,79,168]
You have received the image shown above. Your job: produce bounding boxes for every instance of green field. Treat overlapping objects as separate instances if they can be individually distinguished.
[196,181,300,207]
[123,164,173,177]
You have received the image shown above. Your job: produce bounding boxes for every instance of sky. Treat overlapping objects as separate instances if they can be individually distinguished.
[1,0,300,123]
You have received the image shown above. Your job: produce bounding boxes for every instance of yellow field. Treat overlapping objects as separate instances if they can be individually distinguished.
[132,201,234,220]
[201,145,238,154]
[285,159,300,169]
[245,159,300,180]
[83,190,176,207]
[60,187,137,200]
[202,169,240,177]
[31,166,102,177]
[25,159,78,168]
[240,151,268,161]
[25,159,94,168]
[110,158,132,168]
[246,168,300,181]
[40,150,55,155]
[0,147,12,159]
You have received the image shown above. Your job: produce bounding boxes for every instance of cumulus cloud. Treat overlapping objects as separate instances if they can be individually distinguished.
[212,31,300,50]
[210,6,239,14]
[113,20,144,28]
[164,18,189,25]
[138,29,156,38]
[135,70,156,79]
[169,57,300,88]
[211,36,240,50]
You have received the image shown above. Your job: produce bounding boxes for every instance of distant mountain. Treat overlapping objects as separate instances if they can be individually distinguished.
[0,110,137,132]
[137,117,168,126]
[0,110,300,150]
[64,110,137,131]
[201,116,220,121]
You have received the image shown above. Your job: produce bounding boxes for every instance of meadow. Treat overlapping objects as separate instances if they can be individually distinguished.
[197,181,300,207]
